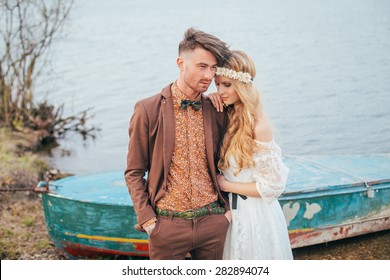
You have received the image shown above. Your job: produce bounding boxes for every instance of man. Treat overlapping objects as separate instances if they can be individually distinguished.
[125,28,231,260]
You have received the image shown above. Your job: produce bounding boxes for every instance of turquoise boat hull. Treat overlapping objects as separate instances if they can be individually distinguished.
[279,155,390,248]
[39,154,390,258]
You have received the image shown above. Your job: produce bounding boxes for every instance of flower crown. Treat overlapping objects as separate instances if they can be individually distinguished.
[216,67,253,84]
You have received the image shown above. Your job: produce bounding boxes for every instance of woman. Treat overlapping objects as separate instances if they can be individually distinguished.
[210,50,293,260]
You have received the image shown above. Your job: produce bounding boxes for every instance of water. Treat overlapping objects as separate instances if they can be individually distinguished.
[36,0,390,175]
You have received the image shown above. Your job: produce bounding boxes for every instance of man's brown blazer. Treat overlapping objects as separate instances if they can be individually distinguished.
[124,83,229,231]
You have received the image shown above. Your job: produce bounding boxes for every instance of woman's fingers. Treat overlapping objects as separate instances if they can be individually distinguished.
[208,93,224,112]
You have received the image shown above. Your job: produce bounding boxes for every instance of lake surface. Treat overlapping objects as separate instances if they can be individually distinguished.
[36,0,390,175]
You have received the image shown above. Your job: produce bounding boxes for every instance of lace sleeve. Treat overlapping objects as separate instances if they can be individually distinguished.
[252,140,289,204]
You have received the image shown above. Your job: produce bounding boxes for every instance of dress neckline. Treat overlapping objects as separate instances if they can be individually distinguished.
[254,138,274,145]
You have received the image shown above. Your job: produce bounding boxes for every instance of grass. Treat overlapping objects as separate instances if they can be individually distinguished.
[0,127,65,259]
[0,192,66,260]
[0,127,50,190]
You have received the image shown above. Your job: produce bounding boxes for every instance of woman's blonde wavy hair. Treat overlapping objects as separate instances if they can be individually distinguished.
[218,50,262,175]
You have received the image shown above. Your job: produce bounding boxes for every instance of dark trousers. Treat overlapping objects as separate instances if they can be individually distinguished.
[148,214,229,260]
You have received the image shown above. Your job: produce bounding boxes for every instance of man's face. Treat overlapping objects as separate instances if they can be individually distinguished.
[178,47,218,94]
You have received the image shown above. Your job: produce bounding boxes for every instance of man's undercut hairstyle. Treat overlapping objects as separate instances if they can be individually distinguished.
[178,27,231,66]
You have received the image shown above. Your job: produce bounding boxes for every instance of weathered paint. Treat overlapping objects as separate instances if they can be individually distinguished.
[288,217,390,248]
[41,189,149,257]
[279,181,390,246]
[303,202,321,219]
[65,232,148,244]
[63,242,149,258]
[282,202,300,226]
[39,154,390,258]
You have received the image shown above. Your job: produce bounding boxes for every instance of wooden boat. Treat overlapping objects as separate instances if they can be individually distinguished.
[279,155,390,248]
[36,154,390,258]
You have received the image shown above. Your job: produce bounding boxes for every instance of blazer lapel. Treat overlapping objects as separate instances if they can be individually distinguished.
[161,85,175,186]
[202,95,217,181]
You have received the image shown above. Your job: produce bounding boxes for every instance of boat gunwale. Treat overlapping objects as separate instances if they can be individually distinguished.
[42,192,134,207]
[281,178,390,199]
[42,179,390,205]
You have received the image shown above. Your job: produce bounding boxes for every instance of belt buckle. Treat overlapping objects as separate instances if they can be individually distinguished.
[183,210,196,219]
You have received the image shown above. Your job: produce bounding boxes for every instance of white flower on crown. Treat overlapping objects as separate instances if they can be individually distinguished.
[216,67,253,84]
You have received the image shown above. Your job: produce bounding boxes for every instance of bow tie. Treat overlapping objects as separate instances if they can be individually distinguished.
[180,99,202,111]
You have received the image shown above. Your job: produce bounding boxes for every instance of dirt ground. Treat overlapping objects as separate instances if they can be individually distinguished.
[1,192,389,260]
[292,230,390,260]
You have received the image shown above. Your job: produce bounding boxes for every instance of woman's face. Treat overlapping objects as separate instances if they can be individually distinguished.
[215,76,240,106]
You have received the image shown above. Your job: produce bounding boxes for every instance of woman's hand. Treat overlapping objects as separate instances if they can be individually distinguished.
[207,92,225,112]
[217,174,230,192]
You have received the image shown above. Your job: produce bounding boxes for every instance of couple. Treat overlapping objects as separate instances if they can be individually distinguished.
[125,28,293,260]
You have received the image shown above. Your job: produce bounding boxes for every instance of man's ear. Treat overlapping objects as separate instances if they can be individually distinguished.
[177,56,184,71]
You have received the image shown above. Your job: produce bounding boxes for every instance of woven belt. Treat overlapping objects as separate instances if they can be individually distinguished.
[155,202,225,219]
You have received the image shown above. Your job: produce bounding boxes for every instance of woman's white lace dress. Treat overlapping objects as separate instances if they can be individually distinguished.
[222,140,293,260]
